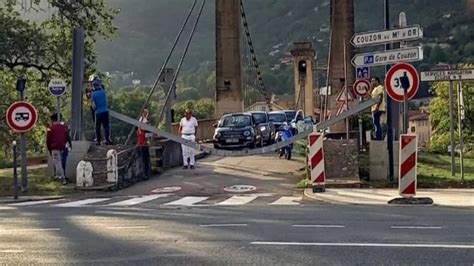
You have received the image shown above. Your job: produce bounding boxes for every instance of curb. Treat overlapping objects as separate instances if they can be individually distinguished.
[0,195,65,205]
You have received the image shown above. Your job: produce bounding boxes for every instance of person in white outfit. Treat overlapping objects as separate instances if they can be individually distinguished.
[179,109,198,169]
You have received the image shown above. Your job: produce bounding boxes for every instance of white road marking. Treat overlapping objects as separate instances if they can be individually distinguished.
[107,194,172,206]
[292,224,345,228]
[0,206,15,210]
[95,210,158,218]
[164,196,209,206]
[217,195,258,205]
[8,199,63,206]
[54,198,111,207]
[199,224,248,227]
[270,196,302,205]
[250,242,474,249]
[0,250,24,253]
[105,226,150,230]
[390,226,442,230]
[0,228,61,233]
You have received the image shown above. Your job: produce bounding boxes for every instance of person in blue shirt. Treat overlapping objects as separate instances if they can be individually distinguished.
[91,77,112,145]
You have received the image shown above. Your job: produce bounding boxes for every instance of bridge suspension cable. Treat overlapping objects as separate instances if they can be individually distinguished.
[156,0,206,127]
[240,0,272,111]
[124,0,198,145]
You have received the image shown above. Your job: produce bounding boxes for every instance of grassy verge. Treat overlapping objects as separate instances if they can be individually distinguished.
[0,167,76,197]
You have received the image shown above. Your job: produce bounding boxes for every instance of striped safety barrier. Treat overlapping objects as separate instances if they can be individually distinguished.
[399,134,418,197]
[308,132,325,192]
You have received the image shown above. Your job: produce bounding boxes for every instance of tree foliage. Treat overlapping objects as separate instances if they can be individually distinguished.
[429,64,474,152]
[0,0,118,162]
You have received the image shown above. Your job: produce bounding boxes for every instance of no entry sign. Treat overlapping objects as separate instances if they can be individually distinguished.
[6,101,38,133]
[353,79,371,97]
[385,63,420,102]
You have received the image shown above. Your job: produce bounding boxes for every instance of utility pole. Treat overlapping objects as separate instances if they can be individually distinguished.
[384,0,395,182]
[449,80,455,176]
[457,82,465,183]
[71,27,85,141]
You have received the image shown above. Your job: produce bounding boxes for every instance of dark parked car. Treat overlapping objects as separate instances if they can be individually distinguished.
[268,111,288,132]
[250,111,275,145]
[213,113,262,149]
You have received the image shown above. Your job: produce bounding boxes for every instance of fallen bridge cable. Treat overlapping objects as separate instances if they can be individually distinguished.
[124,0,198,145]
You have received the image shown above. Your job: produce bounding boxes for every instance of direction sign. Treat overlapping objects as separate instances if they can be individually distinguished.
[48,79,67,96]
[336,86,355,102]
[351,46,423,67]
[356,67,370,79]
[351,25,423,47]
[420,69,474,82]
[353,79,371,97]
[385,63,420,102]
[6,101,38,133]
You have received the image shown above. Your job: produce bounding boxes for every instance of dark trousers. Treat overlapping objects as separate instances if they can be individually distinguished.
[372,111,384,141]
[95,111,111,143]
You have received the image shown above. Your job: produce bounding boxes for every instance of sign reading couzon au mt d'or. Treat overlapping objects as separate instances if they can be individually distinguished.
[420,69,474,82]
[350,25,423,47]
[351,47,423,67]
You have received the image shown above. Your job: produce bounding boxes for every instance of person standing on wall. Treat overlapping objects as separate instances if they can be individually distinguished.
[47,113,70,185]
[179,109,198,169]
[137,108,150,146]
[370,77,386,140]
[91,76,113,145]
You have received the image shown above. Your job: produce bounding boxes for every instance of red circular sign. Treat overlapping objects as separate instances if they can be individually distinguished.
[385,63,420,102]
[6,101,38,133]
[352,79,371,97]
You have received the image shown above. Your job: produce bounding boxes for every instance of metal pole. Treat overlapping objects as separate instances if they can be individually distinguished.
[343,38,349,139]
[71,27,85,141]
[57,97,61,122]
[457,81,465,183]
[384,0,395,182]
[19,90,28,192]
[12,141,18,200]
[449,80,455,176]
[402,87,408,134]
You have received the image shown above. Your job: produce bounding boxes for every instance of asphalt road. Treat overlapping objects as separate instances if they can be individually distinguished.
[1,204,473,265]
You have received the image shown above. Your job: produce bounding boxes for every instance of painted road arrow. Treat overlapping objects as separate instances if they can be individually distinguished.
[351,46,423,67]
[351,25,423,47]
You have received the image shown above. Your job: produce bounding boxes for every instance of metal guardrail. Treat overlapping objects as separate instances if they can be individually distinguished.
[109,97,378,157]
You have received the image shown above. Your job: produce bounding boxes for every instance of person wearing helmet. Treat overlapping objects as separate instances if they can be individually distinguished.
[90,76,112,145]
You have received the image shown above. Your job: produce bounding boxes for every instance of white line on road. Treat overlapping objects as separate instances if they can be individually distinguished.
[107,194,172,206]
[270,196,302,205]
[164,196,209,206]
[105,226,150,230]
[217,195,258,205]
[250,242,474,249]
[0,250,24,253]
[292,224,345,228]
[95,210,158,217]
[390,226,442,230]
[54,198,111,207]
[199,224,248,227]
[8,199,63,206]
[0,228,61,233]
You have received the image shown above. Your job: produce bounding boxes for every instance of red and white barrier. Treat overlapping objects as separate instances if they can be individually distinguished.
[308,132,325,186]
[399,134,418,197]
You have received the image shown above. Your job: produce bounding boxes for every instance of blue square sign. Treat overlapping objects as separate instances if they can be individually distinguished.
[363,55,374,65]
[356,67,370,79]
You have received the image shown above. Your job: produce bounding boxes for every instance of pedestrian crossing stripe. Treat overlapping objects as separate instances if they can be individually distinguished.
[7,195,303,207]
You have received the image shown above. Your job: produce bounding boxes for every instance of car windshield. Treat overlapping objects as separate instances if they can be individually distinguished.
[268,113,287,123]
[252,113,267,124]
[284,111,296,122]
[219,115,251,127]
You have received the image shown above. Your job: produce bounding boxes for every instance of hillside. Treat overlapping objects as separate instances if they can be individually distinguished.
[92,0,474,96]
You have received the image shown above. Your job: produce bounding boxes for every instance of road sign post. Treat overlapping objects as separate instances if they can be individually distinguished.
[420,68,474,179]
[351,47,423,68]
[399,134,418,197]
[12,141,18,200]
[457,82,465,183]
[350,25,423,47]
[48,79,67,122]
[385,63,420,134]
[6,101,39,193]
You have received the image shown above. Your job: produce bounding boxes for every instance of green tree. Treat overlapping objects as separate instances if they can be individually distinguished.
[0,0,118,161]
[429,64,474,152]
[173,99,215,122]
